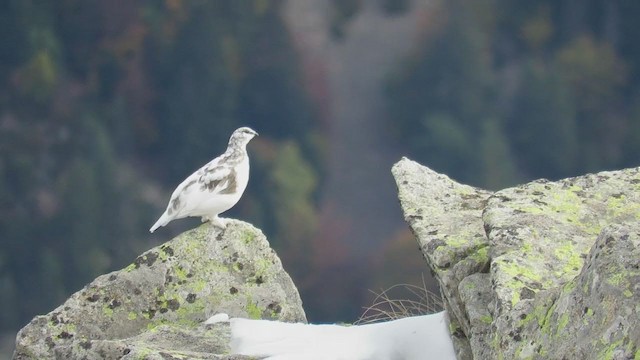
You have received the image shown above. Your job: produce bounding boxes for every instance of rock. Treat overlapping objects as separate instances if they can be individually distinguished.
[13,220,306,360]
[392,157,640,359]
[484,169,640,315]
[511,224,640,359]
[392,158,492,360]
[484,168,640,359]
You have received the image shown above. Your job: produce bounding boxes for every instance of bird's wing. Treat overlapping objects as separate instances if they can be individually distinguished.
[162,154,239,218]
[163,172,201,217]
[198,164,235,195]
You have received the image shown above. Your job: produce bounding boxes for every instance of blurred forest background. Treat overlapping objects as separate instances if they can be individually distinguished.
[2,0,640,355]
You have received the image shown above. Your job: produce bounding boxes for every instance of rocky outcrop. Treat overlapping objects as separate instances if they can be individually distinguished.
[392,157,640,360]
[13,221,306,359]
[14,158,640,359]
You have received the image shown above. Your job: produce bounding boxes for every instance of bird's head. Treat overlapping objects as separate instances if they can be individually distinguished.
[229,126,259,147]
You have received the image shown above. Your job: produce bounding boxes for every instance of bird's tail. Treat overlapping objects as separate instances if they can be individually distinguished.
[149,212,170,233]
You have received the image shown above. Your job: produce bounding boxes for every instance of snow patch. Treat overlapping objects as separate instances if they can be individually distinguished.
[206,311,456,359]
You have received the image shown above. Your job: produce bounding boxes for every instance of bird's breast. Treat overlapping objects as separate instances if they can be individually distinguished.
[234,157,251,193]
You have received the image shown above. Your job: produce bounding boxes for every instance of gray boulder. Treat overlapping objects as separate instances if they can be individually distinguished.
[13,220,306,359]
[392,158,492,360]
[510,224,640,359]
[392,157,640,360]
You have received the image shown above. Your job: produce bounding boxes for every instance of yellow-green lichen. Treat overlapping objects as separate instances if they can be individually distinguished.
[498,264,542,308]
[125,263,137,272]
[519,185,601,235]
[252,258,273,280]
[242,230,257,244]
[175,296,207,319]
[462,281,476,291]
[232,262,243,272]
[582,313,591,326]
[158,245,176,262]
[154,294,181,315]
[54,323,77,338]
[520,206,546,215]
[517,302,548,329]
[557,313,569,332]
[518,311,535,327]
[606,194,640,220]
[562,279,577,293]
[568,185,583,193]
[173,265,189,282]
[548,188,584,224]
[511,290,521,307]
[514,342,536,360]
[134,346,154,360]
[607,273,626,287]
[246,299,262,320]
[448,321,457,335]
[500,260,543,283]
[553,242,583,275]
[539,301,557,334]
[444,235,470,248]
[521,242,533,254]
[598,339,624,360]
[480,315,493,324]
[492,332,504,360]
[191,279,207,293]
[128,312,137,320]
[469,246,489,264]
[268,305,281,318]
[146,316,200,331]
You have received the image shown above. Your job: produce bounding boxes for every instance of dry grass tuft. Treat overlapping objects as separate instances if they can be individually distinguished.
[356,275,443,325]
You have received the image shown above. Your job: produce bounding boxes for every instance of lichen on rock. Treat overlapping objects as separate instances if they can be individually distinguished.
[393,157,640,359]
[13,220,305,359]
[392,157,493,360]
[509,225,640,359]
[484,169,640,314]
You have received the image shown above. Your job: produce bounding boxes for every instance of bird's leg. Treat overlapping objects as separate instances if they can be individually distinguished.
[208,215,226,228]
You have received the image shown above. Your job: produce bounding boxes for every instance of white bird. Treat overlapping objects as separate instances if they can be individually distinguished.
[149,127,258,233]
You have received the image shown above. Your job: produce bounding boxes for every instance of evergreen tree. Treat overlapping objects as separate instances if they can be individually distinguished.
[506,60,579,179]
[387,0,499,185]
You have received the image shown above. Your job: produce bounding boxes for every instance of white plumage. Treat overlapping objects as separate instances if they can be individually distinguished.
[149,127,258,233]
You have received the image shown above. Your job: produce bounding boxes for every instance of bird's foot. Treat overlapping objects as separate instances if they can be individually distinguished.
[202,216,227,228]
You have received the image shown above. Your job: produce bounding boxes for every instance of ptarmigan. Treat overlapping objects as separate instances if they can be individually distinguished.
[149,127,258,233]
